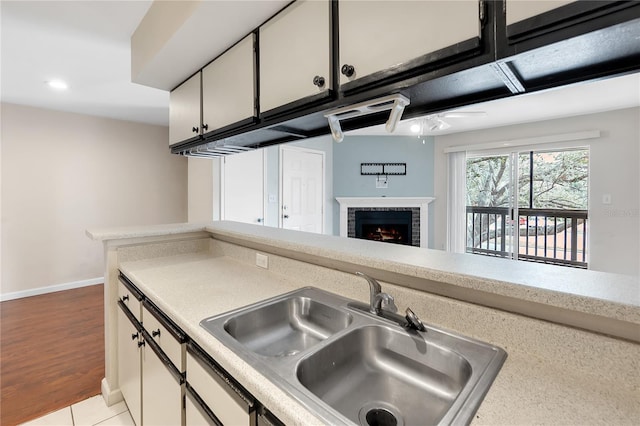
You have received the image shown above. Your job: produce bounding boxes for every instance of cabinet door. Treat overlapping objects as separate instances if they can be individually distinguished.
[142,340,182,426]
[506,0,576,26]
[170,72,201,146]
[202,35,255,133]
[339,0,480,86]
[186,350,253,425]
[117,307,142,426]
[259,0,331,114]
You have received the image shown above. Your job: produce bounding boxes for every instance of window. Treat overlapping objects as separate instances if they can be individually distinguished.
[466,148,589,268]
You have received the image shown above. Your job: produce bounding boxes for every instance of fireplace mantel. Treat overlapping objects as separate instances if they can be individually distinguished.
[336,197,434,248]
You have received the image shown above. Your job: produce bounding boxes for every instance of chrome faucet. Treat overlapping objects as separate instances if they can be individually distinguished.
[355,272,426,331]
[355,272,397,315]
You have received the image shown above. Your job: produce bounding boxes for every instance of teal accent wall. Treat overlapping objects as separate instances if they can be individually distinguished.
[332,135,435,246]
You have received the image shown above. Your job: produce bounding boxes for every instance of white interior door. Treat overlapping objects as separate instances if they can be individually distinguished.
[280,146,324,233]
[222,150,265,225]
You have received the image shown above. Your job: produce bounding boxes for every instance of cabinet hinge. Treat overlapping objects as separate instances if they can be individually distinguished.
[479,0,487,25]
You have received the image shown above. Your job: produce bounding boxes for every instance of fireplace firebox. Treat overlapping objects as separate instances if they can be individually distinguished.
[354,210,413,246]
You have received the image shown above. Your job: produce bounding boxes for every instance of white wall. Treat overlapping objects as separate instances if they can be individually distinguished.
[433,107,640,276]
[187,157,220,222]
[1,103,188,298]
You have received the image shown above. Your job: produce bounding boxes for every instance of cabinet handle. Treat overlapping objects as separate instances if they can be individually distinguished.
[122,295,129,302]
[341,64,355,78]
[152,329,161,338]
[312,75,325,88]
[138,340,146,348]
[131,332,139,340]
[202,124,209,132]
[192,126,199,133]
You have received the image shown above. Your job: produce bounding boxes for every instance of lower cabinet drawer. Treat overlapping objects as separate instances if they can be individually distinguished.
[142,303,184,370]
[185,383,221,426]
[186,343,255,426]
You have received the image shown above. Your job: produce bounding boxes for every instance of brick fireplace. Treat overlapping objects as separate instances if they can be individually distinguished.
[336,197,435,248]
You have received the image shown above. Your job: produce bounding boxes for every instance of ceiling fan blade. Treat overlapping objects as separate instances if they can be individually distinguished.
[439,111,487,118]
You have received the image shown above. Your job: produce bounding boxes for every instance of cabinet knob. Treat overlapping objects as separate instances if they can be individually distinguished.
[152,329,161,338]
[122,295,129,302]
[341,64,355,78]
[138,340,146,348]
[313,75,325,88]
[202,124,209,132]
[283,214,289,219]
[131,332,138,340]
[192,126,199,133]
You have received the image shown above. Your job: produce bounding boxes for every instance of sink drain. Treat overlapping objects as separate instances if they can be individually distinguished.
[358,402,404,426]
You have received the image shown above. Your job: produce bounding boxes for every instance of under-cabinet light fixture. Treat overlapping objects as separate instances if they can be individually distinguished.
[324,94,410,142]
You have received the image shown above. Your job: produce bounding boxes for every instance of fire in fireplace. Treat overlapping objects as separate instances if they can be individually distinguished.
[354,210,413,245]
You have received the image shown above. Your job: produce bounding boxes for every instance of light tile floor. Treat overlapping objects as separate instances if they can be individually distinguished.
[19,395,134,426]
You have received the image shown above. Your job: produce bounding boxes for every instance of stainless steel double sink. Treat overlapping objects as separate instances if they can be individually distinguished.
[200,287,507,425]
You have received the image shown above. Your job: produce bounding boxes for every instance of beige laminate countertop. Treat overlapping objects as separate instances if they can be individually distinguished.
[89,221,640,333]
[119,252,640,426]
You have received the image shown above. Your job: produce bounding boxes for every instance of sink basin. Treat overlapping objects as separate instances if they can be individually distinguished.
[222,296,352,357]
[297,325,471,426]
[200,287,507,425]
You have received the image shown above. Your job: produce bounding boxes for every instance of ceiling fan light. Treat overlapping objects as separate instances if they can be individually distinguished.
[46,79,69,90]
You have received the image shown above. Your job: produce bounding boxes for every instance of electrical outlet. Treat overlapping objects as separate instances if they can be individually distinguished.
[256,253,269,269]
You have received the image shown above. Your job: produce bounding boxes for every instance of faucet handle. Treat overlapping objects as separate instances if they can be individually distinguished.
[381,294,398,313]
[374,292,398,314]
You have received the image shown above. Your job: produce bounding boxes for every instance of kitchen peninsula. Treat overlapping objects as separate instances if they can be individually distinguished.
[88,221,639,425]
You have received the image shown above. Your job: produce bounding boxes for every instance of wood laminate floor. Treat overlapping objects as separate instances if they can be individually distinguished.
[0,285,105,426]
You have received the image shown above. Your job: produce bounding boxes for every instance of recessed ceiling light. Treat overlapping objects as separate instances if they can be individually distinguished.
[46,79,69,90]
[410,123,420,133]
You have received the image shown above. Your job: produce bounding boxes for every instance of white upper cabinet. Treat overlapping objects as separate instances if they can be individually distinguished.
[339,0,480,86]
[169,72,201,146]
[259,0,331,114]
[202,35,256,132]
[506,0,576,26]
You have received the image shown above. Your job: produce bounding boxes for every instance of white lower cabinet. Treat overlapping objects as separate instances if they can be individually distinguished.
[142,333,184,426]
[117,302,142,426]
[117,275,185,426]
[117,272,283,426]
[186,342,255,425]
[185,385,219,426]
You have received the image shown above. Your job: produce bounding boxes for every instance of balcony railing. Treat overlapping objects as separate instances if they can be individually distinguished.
[466,206,588,269]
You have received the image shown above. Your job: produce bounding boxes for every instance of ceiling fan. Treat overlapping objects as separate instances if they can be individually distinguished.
[410,110,487,133]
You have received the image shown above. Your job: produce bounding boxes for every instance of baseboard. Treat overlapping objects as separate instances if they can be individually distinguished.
[0,277,104,302]
[101,378,123,406]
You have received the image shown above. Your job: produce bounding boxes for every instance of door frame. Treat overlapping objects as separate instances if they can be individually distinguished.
[278,145,326,232]
[220,149,267,224]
